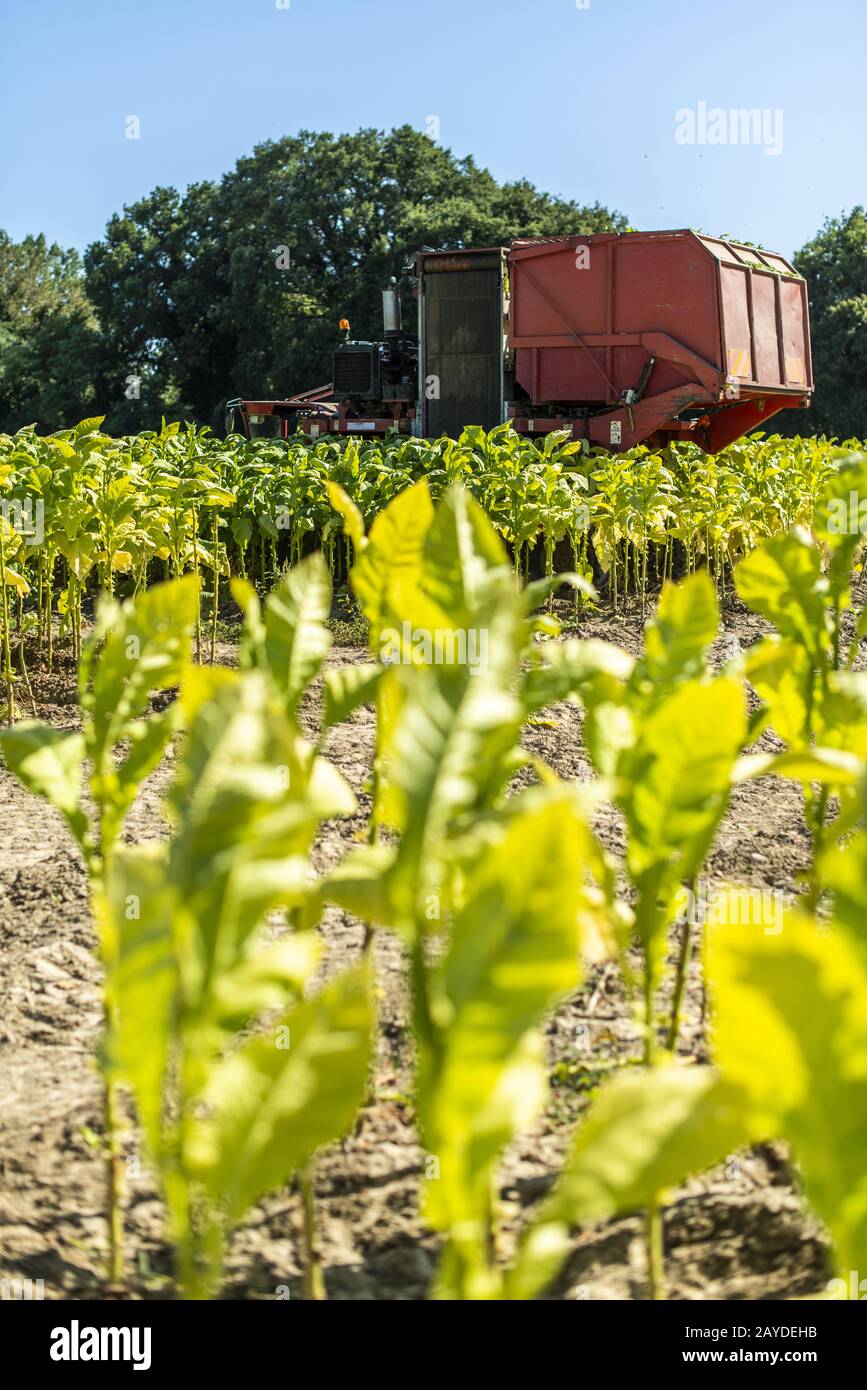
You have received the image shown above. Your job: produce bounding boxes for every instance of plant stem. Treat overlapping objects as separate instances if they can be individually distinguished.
[643,954,656,1066]
[15,633,37,717]
[666,878,697,1054]
[0,529,14,722]
[210,514,220,663]
[299,1161,326,1300]
[805,785,830,913]
[645,1199,665,1300]
[47,561,54,672]
[104,1066,124,1287]
[192,523,201,663]
[666,922,693,1054]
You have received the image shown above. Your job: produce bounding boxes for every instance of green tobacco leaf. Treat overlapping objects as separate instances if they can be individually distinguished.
[326,481,366,553]
[72,415,106,437]
[84,575,198,767]
[208,932,322,1030]
[230,577,266,669]
[621,676,746,886]
[106,650,362,1298]
[743,637,810,746]
[821,828,867,953]
[323,662,383,729]
[506,1065,753,1300]
[199,487,235,509]
[168,668,354,995]
[736,530,829,661]
[522,571,597,614]
[733,746,864,788]
[216,855,313,964]
[420,793,590,1246]
[710,903,867,1275]
[385,642,524,918]
[583,700,635,782]
[109,843,177,1160]
[264,553,332,715]
[102,702,185,847]
[815,453,867,543]
[815,453,867,597]
[433,1034,546,1300]
[416,485,508,631]
[522,638,634,713]
[641,571,719,687]
[350,479,434,638]
[316,843,398,928]
[306,751,357,819]
[3,565,29,595]
[817,673,867,759]
[191,963,371,1224]
[0,721,88,847]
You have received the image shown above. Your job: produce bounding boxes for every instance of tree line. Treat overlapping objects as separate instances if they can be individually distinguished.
[0,127,863,440]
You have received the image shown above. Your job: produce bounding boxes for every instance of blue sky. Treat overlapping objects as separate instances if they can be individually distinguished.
[2,0,864,259]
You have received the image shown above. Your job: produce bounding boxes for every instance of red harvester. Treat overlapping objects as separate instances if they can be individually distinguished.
[226,229,812,453]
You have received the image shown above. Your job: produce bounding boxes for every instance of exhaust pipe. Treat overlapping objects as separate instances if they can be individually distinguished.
[382,277,401,335]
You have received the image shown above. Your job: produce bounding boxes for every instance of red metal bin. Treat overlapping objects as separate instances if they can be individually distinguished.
[508,229,812,451]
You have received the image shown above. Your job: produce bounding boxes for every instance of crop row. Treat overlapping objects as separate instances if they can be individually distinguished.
[1,450,867,1298]
[0,420,862,715]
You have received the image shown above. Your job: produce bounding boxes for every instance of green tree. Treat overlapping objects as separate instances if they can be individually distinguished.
[0,231,100,431]
[84,127,626,432]
[83,184,234,433]
[793,207,867,441]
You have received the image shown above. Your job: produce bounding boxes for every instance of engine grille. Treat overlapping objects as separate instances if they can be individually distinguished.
[333,345,377,396]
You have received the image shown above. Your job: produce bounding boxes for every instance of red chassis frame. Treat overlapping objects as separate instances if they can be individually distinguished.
[226,387,415,440]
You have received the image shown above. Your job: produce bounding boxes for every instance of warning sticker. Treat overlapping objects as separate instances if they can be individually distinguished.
[610,420,622,444]
[785,357,805,384]
[728,347,752,379]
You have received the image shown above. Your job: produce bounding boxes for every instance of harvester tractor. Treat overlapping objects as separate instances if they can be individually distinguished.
[331,279,419,416]
[225,230,812,453]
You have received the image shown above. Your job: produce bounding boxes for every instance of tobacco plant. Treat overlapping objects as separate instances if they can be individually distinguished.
[525,570,746,1058]
[101,555,374,1299]
[734,452,867,905]
[107,665,369,1298]
[0,419,860,643]
[317,480,618,1296]
[504,1059,755,1299]
[503,806,867,1300]
[4,420,867,1303]
[708,870,867,1293]
[0,577,199,1283]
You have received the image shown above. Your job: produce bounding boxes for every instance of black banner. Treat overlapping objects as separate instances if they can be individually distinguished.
[1,1294,858,1376]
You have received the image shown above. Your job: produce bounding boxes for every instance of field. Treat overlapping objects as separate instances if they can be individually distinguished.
[1,421,866,1302]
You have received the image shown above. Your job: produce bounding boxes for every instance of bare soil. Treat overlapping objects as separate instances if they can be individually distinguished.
[0,598,836,1300]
